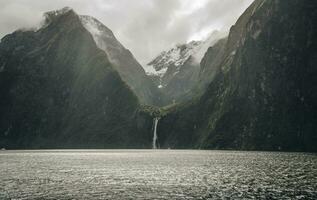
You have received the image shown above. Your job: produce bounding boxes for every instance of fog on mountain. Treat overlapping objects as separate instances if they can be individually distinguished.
[0,1,317,199]
[0,0,316,151]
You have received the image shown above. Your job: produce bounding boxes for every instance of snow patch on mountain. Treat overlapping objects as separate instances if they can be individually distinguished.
[144,30,227,78]
[144,41,202,79]
[143,64,167,77]
[150,41,201,70]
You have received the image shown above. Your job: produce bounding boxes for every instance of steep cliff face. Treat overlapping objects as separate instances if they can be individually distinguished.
[145,31,226,105]
[0,8,153,149]
[80,15,162,106]
[158,0,317,151]
[198,38,227,92]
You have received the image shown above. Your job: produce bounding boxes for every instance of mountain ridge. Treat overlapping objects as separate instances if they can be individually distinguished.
[145,30,226,105]
[78,12,162,106]
[0,7,154,149]
[0,1,316,151]
[157,0,317,152]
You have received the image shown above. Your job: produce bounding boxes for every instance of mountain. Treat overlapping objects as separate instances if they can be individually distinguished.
[1,1,316,151]
[145,31,226,105]
[80,14,161,106]
[158,0,317,152]
[0,8,154,149]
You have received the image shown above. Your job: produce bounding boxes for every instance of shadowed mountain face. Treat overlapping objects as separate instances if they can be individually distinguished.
[146,42,202,105]
[80,15,162,106]
[0,1,316,151]
[145,31,226,105]
[158,0,317,152]
[0,8,154,149]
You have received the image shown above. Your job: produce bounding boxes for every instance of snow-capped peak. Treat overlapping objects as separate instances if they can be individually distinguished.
[144,30,227,77]
[144,41,201,77]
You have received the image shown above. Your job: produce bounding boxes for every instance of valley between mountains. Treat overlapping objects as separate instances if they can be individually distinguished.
[0,0,316,151]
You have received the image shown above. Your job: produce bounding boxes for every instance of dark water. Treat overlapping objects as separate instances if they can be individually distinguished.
[0,150,316,200]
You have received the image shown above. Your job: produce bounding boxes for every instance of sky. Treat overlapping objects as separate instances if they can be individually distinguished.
[0,0,253,65]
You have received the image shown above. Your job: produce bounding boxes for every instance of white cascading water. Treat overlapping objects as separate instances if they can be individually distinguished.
[152,117,160,149]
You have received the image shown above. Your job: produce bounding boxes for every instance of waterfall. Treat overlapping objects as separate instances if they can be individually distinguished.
[152,117,160,149]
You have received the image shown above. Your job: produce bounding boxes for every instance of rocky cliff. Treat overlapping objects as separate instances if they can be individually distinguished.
[158,0,317,152]
[145,31,226,105]
[80,15,162,106]
[0,8,153,149]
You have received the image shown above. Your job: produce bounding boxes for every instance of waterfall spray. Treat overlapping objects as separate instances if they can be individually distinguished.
[152,117,160,149]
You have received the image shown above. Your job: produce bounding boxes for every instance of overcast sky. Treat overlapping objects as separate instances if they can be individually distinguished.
[0,0,253,65]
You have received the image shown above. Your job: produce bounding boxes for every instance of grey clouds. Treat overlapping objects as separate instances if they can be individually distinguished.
[0,0,253,65]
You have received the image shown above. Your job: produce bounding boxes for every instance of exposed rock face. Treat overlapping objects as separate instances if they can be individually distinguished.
[79,15,162,106]
[145,31,226,105]
[158,0,317,152]
[0,1,316,152]
[198,38,228,92]
[0,8,153,149]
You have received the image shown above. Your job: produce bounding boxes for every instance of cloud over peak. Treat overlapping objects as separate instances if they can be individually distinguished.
[0,0,253,65]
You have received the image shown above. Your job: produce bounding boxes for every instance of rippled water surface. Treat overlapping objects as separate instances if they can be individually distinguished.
[0,150,316,199]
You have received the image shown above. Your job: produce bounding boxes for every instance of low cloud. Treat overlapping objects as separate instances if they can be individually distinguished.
[0,0,253,65]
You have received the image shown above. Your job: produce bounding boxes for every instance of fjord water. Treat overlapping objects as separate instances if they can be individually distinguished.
[0,150,316,199]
